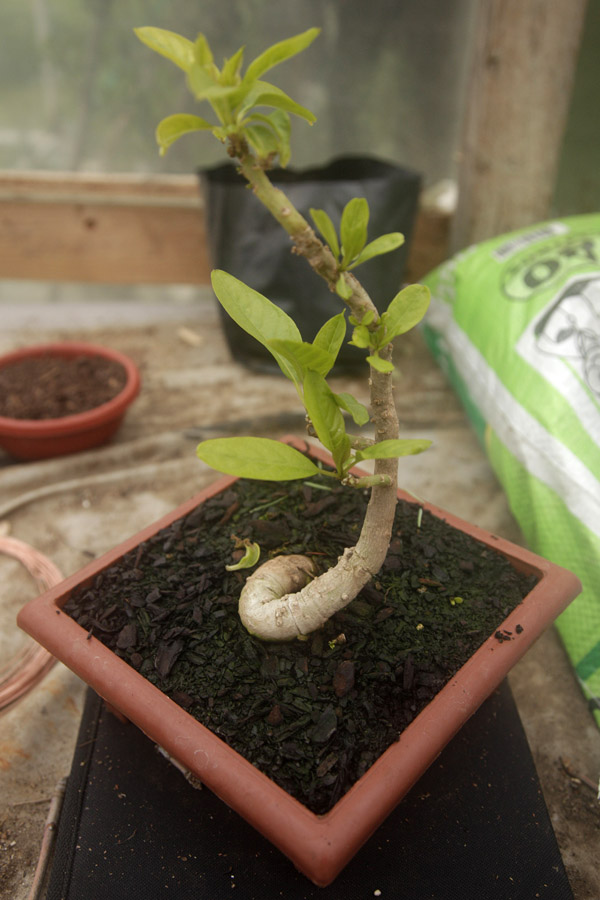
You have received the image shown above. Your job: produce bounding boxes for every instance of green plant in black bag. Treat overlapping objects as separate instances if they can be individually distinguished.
[135,26,431,640]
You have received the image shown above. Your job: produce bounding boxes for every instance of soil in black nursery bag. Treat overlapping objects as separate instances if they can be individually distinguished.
[65,473,536,814]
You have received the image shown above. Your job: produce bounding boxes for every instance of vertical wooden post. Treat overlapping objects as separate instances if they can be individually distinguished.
[451,0,588,252]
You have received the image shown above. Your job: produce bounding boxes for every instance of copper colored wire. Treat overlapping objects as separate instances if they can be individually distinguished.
[0,535,63,713]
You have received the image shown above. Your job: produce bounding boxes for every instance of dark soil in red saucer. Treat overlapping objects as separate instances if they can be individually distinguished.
[0,354,127,420]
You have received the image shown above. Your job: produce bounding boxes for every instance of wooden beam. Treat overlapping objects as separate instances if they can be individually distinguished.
[452,0,588,252]
[0,171,449,285]
[0,172,211,285]
[0,171,202,205]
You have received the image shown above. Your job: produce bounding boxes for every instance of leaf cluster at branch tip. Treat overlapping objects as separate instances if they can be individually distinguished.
[134,26,319,166]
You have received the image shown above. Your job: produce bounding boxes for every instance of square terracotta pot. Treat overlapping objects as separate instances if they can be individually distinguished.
[17,438,581,886]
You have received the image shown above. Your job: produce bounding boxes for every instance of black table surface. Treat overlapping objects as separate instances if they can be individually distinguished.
[46,681,572,900]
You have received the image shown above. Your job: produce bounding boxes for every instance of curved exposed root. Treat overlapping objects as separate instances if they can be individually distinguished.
[238,544,380,641]
[239,554,316,641]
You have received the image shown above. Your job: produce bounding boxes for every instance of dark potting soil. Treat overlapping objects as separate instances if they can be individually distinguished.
[0,354,127,420]
[65,474,537,814]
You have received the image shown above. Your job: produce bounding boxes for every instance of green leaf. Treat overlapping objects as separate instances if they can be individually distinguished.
[267,109,291,163]
[186,62,217,98]
[334,392,370,426]
[340,198,369,267]
[244,110,292,166]
[335,274,353,300]
[278,136,292,169]
[187,62,242,102]
[210,126,229,143]
[243,28,320,84]
[348,232,405,270]
[211,271,301,382]
[303,370,351,472]
[268,339,334,378]
[225,541,260,571]
[238,81,316,123]
[348,310,375,327]
[354,438,432,460]
[196,437,320,480]
[349,324,371,349]
[193,33,216,68]
[155,114,213,154]
[134,27,195,72]
[313,312,346,365]
[244,124,280,161]
[310,208,340,259]
[260,109,292,165]
[220,45,245,84]
[366,354,395,373]
[382,284,431,341]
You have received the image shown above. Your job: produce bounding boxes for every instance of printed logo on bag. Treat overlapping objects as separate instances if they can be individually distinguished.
[516,275,600,428]
[500,233,600,301]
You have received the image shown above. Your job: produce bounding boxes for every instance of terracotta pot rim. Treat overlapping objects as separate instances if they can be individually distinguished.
[0,341,141,436]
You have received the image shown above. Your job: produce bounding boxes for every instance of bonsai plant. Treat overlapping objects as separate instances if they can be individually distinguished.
[135,25,433,640]
[0,341,140,460]
[17,26,580,887]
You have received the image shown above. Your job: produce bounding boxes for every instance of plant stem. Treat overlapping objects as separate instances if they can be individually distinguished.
[235,154,377,323]
[234,149,401,640]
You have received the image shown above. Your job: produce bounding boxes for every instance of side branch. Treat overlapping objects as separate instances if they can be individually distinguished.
[235,154,378,324]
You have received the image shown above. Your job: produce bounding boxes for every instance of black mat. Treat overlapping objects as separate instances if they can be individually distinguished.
[46,682,572,899]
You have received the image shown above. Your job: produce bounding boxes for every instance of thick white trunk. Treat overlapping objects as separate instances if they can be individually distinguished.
[239,456,398,641]
[238,546,376,641]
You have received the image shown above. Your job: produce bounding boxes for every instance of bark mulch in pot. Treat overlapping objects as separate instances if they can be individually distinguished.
[0,355,127,420]
[64,474,537,814]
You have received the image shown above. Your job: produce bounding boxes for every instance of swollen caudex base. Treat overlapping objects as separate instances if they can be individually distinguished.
[238,549,376,641]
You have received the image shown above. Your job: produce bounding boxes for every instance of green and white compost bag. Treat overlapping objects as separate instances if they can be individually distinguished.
[422,214,600,723]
